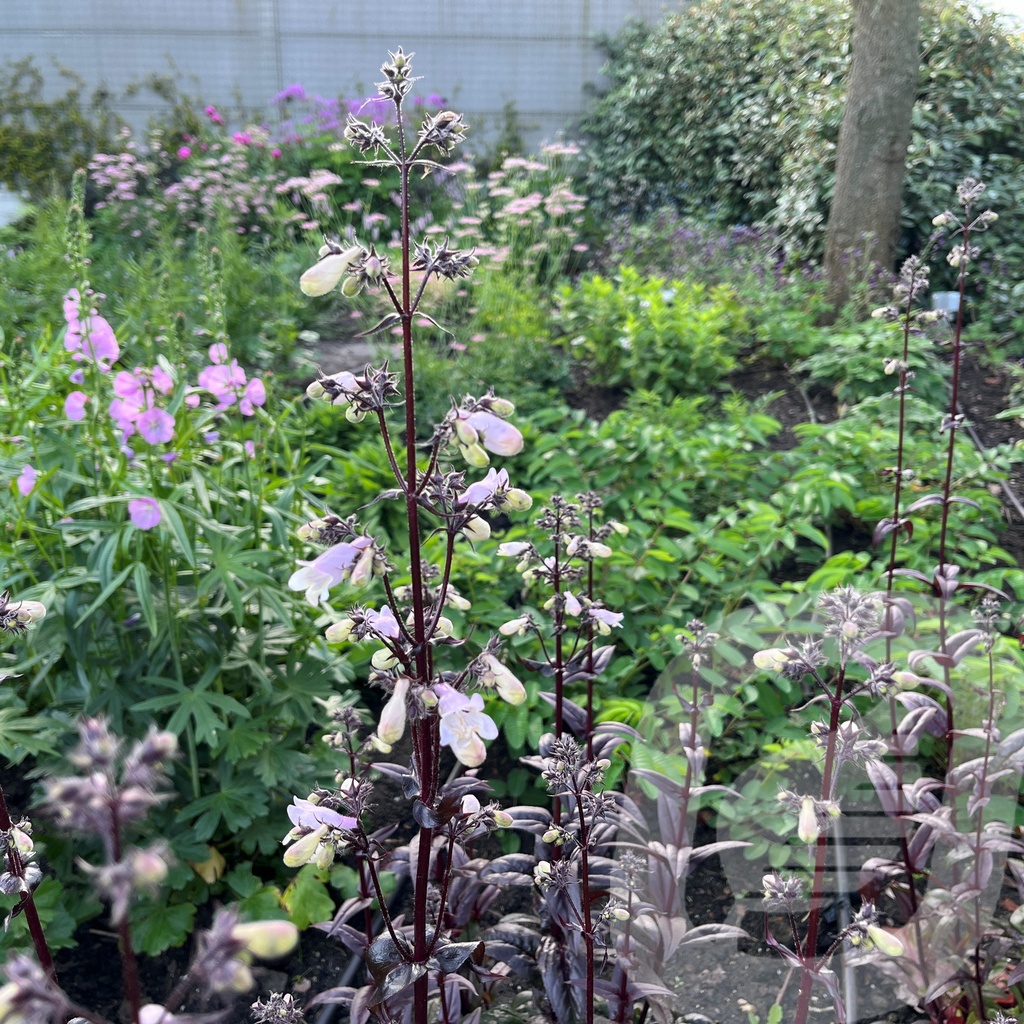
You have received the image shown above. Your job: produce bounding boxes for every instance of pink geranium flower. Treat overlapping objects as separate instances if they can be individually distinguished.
[136,407,176,445]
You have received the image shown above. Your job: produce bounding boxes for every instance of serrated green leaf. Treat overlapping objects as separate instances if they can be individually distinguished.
[282,864,334,929]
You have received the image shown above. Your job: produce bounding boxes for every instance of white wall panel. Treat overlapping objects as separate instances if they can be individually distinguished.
[2,0,676,143]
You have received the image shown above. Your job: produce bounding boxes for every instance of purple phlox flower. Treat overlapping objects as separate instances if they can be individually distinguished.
[365,605,400,640]
[15,464,38,496]
[287,537,373,605]
[136,407,176,445]
[457,467,509,507]
[287,796,356,832]
[435,683,498,767]
[462,409,523,456]
[128,497,162,530]
[64,391,89,421]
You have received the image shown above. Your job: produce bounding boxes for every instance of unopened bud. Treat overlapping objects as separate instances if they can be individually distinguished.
[325,618,355,644]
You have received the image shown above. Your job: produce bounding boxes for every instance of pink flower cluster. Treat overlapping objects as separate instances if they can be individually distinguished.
[109,366,176,447]
[190,343,267,416]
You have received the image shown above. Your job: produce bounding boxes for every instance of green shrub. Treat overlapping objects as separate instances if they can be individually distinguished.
[554,266,747,396]
[0,58,123,201]
[581,0,1024,321]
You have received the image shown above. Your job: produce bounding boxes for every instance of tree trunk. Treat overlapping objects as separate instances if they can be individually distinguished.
[822,0,920,319]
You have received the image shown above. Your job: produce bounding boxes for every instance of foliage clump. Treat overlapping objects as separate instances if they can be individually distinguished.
[581,0,1024,315]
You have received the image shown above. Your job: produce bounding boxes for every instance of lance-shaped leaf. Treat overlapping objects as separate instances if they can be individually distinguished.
[430,938,484,974]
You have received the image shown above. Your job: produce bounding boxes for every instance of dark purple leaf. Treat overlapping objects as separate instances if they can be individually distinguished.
[865,758,901,816]
[430,939,483,974]
[376,962,427,1004]
[413,800,440,828]
[904,494,945,513]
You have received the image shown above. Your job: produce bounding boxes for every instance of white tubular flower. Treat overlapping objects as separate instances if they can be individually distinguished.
[377,677,410,745]
[371,648,398,671]
[231,920,300,959]
[10,601,46,625]
[499,615,531,637]
[798,796,819,845]
[325,618,355,644]
[282,824,328,867]
[497,541,531,557]
[462,516,491,542]
[299,244,363,297]
[753,647,797,672]
[478,652,526,705]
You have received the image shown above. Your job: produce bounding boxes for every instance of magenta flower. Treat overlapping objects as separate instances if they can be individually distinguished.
[128,497,161,530]
[177,146,192,159]
[136,407,175,445]
[16,465,38,496]
[205,105,223,125]
[64,391,89,421]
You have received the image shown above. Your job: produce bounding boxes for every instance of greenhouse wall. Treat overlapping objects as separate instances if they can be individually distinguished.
[3,0,673,144]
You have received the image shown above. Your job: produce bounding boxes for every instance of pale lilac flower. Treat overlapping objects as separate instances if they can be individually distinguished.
[461,409,523,456]
[457,467,508,507]
[588,607,623,634]
[436,683,498,767]
[286,796,356,832]
[64,391,89,421]
[69,369,85,384]
[15,465,37,496]
[128,497,161,530]
[364,605,400,639]
[287,537,373,605]
[244,440,256,459]
[137,407,175,444]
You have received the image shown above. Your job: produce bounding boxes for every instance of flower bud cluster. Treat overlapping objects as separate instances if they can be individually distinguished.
[45,719,177,838]
[810,719,886,769]
[343,115,389,155]
[845,902,904,957]
[541,737,611,793]
[761,870,804,909]
[377,47,417,103]
[418,110,469,156]
[0,954,69,1024]
[412,238,479,281]
[252,992,306,1024]
[306,364,400,421]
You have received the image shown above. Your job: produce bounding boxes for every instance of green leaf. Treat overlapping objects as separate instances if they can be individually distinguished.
[281,864,334,929]
[72,563,133,628]
[130,900,197,955]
